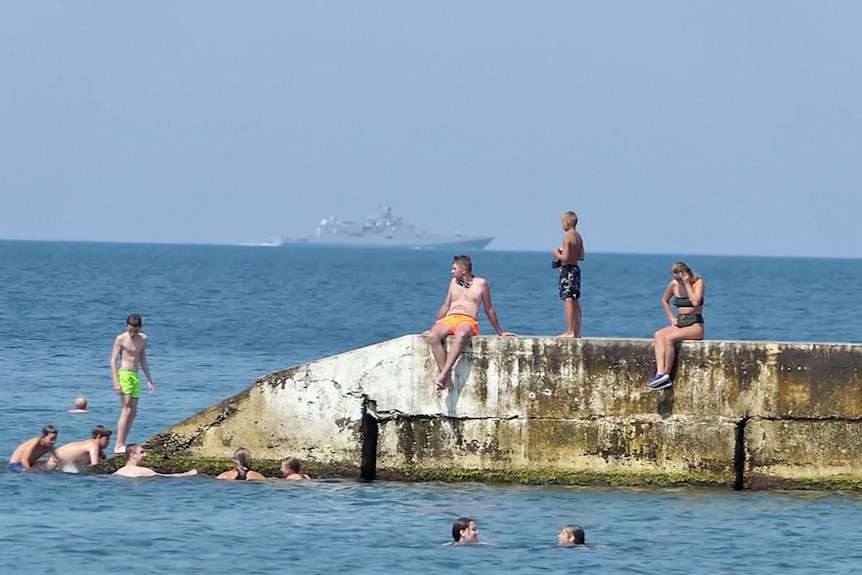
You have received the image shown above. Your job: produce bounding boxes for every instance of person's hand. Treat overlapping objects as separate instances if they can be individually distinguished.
[670,317,678,327]
[422,329,432,336]
[500,331,516,337]
[147,381,155,394]
[113,381,121,394]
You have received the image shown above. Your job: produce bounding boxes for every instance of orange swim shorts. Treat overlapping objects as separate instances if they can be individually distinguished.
[435,314,479,336]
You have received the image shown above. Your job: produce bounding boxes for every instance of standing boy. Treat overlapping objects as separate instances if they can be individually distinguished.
[110,314,155,454]
[553,211,585,337]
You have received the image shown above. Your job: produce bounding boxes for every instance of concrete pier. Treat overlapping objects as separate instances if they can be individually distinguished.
[147,335,862,489]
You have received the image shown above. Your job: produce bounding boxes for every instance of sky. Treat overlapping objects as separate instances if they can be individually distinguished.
[1,2,860,257]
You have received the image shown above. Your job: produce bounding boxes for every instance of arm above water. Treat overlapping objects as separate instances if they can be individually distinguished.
[158,469,198,478]
[110,336,122,393]
[139,336,155,394]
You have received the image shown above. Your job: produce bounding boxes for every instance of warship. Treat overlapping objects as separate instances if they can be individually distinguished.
[272,206,493,250]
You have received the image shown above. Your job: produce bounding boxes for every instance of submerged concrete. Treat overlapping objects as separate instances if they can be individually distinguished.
[148,336,862,489]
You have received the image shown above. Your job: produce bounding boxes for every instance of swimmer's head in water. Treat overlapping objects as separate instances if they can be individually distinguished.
[233,447,252,472]
[74,396,88,409]
[281,456,303,475]
[452,517,479,543]
[558,524,585,546]
[41,425,58,446]
[125,444,145,461]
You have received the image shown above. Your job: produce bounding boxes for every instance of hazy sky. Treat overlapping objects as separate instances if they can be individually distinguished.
[1,2,860,257]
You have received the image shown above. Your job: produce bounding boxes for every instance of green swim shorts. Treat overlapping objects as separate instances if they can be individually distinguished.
[118,370,141,399]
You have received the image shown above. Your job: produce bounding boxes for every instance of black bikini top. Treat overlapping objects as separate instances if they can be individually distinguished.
[673,295,703,307]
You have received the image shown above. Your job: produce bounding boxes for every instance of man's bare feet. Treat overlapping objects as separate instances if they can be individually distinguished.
[114,444,126,454]
[557,332,575,338]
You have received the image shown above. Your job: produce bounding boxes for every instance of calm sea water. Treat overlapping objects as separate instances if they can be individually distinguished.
[2,241,861,574]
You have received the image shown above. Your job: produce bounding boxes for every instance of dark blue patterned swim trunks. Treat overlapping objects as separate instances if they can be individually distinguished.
[559,264,581,300]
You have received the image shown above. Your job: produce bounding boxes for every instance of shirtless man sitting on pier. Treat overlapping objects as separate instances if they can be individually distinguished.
[424,255,515,390]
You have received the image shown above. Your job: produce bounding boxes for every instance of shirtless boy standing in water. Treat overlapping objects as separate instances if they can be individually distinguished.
[110,314,155,454]
[424,255,514,390]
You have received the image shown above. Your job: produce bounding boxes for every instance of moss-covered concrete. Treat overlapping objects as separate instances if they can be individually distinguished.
[136,335,862,490]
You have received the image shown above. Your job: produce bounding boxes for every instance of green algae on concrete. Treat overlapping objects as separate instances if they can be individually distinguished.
[142,335,862,490]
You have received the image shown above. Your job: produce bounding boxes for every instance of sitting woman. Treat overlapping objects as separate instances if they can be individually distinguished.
[281,456,311,480]
[648,261,705,390]
[216,447,266,481]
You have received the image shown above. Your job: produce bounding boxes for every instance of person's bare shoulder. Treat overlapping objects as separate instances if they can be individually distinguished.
[247,471,267,480]
[475,277,491,293]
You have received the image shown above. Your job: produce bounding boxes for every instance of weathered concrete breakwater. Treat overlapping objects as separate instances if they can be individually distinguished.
[144,336,862,489]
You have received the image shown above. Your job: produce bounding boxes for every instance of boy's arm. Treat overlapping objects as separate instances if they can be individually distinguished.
[557,235,572,262]
[110,336,122,393]
[159,469,198,477]
[140,338,155,393]
[89,444,102,466]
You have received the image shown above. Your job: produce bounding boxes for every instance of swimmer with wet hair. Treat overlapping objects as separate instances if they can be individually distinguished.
[68,396,89,413]
[217,447,266,481]
[558,524,586,546]
[450,517,480,544]
[281,456,311,480]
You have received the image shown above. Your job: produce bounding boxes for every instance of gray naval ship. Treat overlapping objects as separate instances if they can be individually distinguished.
[276,206,493,250]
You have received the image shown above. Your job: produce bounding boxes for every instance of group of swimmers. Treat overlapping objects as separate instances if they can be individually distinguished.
[7,312,312,479]
[426,211,706,392]
[448,517,588,548]
[8,425,311,482]
[110,445,310,480]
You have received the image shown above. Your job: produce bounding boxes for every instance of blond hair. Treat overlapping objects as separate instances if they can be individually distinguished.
[562,211,578,230]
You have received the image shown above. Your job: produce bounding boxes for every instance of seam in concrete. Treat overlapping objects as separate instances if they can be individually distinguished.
[734,416,749,490]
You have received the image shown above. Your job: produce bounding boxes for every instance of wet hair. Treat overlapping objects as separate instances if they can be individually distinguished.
[453,255,472,273]
[42,425,58,437]
[74,396,88,409]
[126,314,142,328]
[282,456,302,474]
[452,517,474,542]
[234,448,253,472]
[563,524,585,545]
[562,211,578,229]
[91,425,112,439]
[125,443,142,460]
[671,261,699,281]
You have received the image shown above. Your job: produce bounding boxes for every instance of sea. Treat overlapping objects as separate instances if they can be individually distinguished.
[1,240,861,574]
